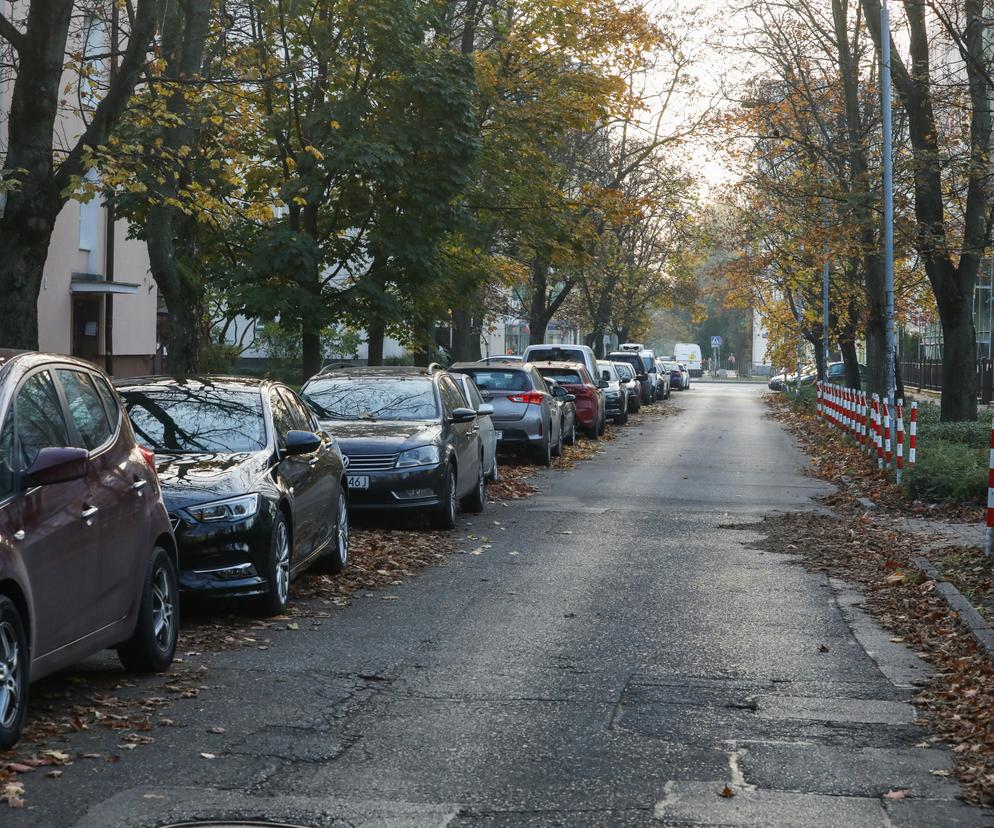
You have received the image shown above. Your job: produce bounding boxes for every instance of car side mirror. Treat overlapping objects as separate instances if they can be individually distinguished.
[552,386,567,398]
[284,430,322,456]
[477,403,494,416]
[598,380,609,389]
[565,394,576,403]
[450,407,477,424]
[22,447,89,487]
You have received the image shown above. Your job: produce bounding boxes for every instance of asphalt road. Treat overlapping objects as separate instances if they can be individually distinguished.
[9,383,994,827]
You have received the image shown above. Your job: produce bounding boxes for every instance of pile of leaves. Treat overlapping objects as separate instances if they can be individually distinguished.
[928,546,994,623]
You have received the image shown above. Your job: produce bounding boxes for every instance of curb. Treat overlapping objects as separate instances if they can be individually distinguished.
[913,555,994,661]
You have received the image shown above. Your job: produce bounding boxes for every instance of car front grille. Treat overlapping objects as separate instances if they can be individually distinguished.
[343,453,399,472]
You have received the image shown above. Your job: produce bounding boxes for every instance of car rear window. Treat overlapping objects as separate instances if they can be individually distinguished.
[121,388,267,453]
[536,367,582,385]
[460,370,530,392]
[526,347,585,364]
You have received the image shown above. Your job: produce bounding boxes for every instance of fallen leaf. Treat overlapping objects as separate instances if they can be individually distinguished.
[200,752,217,760]
[719,785,735,798]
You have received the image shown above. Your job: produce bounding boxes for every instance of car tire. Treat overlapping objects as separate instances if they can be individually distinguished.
[597,414,606,436]
[462,455,486,513]
[0,595,29,751]
[430,462,458,530]
[665,385,671,399]
[117,546,178,673]
[631,396,641,413]
[551,423,563,458]
[533,437,552,466]
[486,453,499,482]
[258,513,292,616]
[566,420,577,445]
[314,489,349,575]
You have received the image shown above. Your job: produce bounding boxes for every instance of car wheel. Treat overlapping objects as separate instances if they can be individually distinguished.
[665,385,671,399]
[259,513,292,616]
[486,453,499,482]
[551,422,563,457]
[0,596,28,751]
[462,455,486,513]
[533,436,552,466]
[566,420,577,445]
[430,462,458,530]
[632,396,641,413]
[118,546,178,673]
[314,489,349,575]
[598,413,606,435]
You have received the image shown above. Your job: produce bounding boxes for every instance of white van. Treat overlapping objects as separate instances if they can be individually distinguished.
[674,343,703,377]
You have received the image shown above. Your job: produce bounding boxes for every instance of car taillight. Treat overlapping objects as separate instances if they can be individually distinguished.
[138,445,159,483]
[508,391,545,405]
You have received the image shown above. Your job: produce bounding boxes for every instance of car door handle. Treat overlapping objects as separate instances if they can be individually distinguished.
[132,479,147,494]
[81,506,99,522]
[13,530,24,541]
[307,457,319,466]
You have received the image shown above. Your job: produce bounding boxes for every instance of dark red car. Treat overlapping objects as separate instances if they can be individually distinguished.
[0,351,178,749]
[532,361,606,438]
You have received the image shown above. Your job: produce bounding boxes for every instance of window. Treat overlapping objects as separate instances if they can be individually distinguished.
[92,375,121,430]
[461,370,530,392]
[303,378,440,422]
[121,388,266,453]
[462,379,484,410]
[279,389,315,431]
[0,413,14,500]
[269,391,296,444]
[16,372,71,468]
[536,367,582,385]
[439,377,467,414]
[57,369,113,450]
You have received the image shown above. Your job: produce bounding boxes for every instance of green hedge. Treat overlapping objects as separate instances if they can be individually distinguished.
[903,440,988,504]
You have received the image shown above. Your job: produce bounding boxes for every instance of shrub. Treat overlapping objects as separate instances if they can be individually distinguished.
[904,440,988,504]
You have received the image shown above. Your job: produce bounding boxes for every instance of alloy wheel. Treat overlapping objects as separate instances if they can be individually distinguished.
[336,492,349,565]
[152,565,175,651]
[0,621,22,729]
[274,520,290,603]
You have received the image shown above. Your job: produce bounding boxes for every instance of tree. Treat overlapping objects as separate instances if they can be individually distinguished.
[0,0,163,348]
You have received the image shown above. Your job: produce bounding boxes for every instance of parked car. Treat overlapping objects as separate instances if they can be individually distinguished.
[674,342,703,377]
[522,344,599,387]
[545,379,578,447]
[450,371,499,481]
[531,361,606,438]
[451,362,564,465]
[597,360,630,425]
[612,361,641,413]
[669,361,690,390]
[768,372,786,390]
[826,361,868,385]
[653,358,673,398]
[117,376,349,616]
[0,351,179,749]
[639,349,663,402]
[607,350,652,404]
[301,367,484,529]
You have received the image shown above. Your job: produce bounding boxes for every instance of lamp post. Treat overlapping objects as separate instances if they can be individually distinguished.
[881,0,897,413]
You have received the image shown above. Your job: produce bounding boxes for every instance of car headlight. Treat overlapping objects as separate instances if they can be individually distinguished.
[187,494,260,523]
[396,445,440,468]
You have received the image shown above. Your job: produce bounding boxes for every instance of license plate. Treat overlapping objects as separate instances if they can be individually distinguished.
[347,475,369,490]
[495,430,503,440]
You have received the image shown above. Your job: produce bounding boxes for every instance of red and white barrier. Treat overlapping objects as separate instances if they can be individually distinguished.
[909,401,917,465]
[986,417,994,557]
[895,399,904,484]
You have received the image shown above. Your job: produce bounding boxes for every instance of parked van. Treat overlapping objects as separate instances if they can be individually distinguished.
[674,343,703,377]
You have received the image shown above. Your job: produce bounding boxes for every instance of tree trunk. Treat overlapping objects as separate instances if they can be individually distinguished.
[937,284,978,421]
[451,306,475,361]
[840,338,861,389]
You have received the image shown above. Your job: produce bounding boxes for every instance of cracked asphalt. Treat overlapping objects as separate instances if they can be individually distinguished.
[9,383,994,827]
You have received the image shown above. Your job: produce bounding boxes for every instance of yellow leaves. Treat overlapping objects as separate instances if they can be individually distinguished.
[303,145,325,161]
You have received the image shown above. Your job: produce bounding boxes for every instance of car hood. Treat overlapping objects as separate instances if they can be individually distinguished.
[155,451,270,509]
[319,419,442,453]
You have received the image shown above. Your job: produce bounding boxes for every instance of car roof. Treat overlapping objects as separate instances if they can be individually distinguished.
[530,360,586,370]
[451,361,526,371]
[114,375,272,392]
[308,366,439,382]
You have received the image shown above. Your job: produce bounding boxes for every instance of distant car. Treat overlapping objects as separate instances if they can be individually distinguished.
[301,367,485,529]
[450,362,563,465]
[597,360,630,425]
[0,351,179,749]
[522,344,599,388]
[532,361,606,439]
[674,343,703,377]
[118,376,350,616]
[607,351,652,405]
[637,349,662,402]
[612,361,641,413]
[451,371,498,481]
[825,361,868,385]
[478,355,523,364]
[654,358,673,398]
[545,379,578,447]
[672,362,691,390]
[768,373,786,391]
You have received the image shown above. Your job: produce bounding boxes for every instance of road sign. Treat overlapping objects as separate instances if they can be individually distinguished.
[711,335,723,348]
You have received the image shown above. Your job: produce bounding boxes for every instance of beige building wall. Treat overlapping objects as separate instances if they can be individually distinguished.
[0,5,158,377]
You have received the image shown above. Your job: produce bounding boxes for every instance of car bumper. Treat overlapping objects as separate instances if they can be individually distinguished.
[169,507,275,598]
[492,416,545,446]
[605,396,624,414]
[346,462,448,511]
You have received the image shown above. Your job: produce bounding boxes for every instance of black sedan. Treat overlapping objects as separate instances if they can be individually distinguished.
[301,367,485,530]
[116,377,349,615]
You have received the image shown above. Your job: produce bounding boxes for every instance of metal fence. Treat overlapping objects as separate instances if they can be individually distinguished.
[899,358,994,403]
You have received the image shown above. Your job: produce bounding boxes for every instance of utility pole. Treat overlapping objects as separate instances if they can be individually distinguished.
[822,175,830,378]
[881,0,897,413]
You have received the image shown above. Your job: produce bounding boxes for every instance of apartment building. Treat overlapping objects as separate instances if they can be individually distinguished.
[0,11,158,376]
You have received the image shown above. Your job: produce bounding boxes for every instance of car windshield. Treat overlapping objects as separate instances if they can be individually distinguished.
[537,367,583,385]
[460,370,530,392]
[642,357,654,371]
[304,378,439,421]
[615,364,633,379]
[122,387,267,453]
